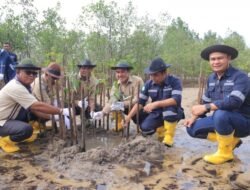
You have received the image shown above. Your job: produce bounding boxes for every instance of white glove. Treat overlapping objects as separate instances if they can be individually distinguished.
[78,98,88,109]
[111,101,125,111]
[0,73,4,80]
[64,115,71,129]
[53,99,58,107]
[90,111,103,120]
[62,108,70,116]
[54,114,60,121]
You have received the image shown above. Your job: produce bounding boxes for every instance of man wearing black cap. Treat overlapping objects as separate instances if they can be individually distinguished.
[94,61,144,131]
[0,59,69,153]
[185,44,250,164]
[125,57,184,146]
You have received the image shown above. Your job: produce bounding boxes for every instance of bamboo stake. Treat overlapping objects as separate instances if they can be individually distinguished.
[47,76,58,134]
[80,81,86,152]
[71,91,78,144]
[136,83,140,133]
[66,76,74,145]
[55,79,66,139]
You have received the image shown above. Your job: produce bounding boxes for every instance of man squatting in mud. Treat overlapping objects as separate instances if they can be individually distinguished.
[185,44,250,164]
[124,57,184,147]
[0,59,69,153]
[93,61,144,131]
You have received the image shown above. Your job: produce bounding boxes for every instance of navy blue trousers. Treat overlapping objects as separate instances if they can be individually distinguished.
[187,110,250,139]
[0,108,33,142]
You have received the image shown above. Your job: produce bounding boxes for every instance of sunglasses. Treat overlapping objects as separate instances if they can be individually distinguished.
[25,70,38,77]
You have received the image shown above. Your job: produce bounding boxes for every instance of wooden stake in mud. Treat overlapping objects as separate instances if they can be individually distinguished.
[106,87,110,131]
[55,79,66,139]
[66,77,74,145]
[126,87,134,140]
[80,82,86,152]
[70,91,78,144]
[136,83,140,133]
[38,69,46,135]
[47,76,58,134]
[197,75,206,104]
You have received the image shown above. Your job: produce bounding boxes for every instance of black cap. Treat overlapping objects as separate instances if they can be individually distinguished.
[15,58,41,70]
[144,58,171,74]
[77,59,96,68]
[111,61,133,70]
[201,44,238,61]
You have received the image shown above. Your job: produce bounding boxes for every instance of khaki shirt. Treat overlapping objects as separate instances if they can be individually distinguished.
[0,79,38,126]
[31,74,51,104]
[77,73,99,111]
[103,75,144,114]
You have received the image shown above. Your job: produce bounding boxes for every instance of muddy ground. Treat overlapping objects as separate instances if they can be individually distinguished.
[1,88,250,190]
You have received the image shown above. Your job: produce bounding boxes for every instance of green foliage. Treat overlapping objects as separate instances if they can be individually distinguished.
[0,0,249,86]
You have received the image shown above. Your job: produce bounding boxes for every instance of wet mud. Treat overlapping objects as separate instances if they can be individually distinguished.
[1,88,250,190]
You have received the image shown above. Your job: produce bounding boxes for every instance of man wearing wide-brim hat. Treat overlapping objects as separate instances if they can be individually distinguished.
[75,59,100,119]
[31,62,72,130]
[0,59,69,153]
[92,61,144,132]
[185,44,250,165]
[124,57,184,146]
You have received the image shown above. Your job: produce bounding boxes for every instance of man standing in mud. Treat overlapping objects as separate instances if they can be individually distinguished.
[184,44,250,164]
[93,61,144,132]
[0,59,69,153]
[124,57,184,147]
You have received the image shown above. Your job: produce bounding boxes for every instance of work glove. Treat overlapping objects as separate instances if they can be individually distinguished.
[52,114,71,129]
[90,111,103,120]
[77,98,88,109]
[61,108,71,117]
[111,101,125,111]
[0,73,4,80]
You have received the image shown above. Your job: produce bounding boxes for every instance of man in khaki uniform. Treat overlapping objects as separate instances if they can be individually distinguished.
[31,62,70,129]
[75,59,99,117]
[0,59,68,153]
[32,62,63,104]
[93,61,144,131]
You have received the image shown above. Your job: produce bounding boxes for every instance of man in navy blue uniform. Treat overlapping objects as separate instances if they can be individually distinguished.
[3,42,18,80]
[185,44,250,164]
[125,57,184,147]
[0,49,14,86]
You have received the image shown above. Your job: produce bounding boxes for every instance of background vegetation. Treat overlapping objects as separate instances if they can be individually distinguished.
[1,0,250,85]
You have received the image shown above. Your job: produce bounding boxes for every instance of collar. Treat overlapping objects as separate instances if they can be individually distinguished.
[117,75,133,85]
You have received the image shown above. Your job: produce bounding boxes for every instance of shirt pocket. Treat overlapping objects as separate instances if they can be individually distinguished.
[223,85,233,98]
[148,89,158,100]
[163,87,172,99]
[207,86,216,100]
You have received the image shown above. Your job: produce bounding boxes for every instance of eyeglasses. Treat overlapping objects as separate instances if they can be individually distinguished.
[24,70,38,77]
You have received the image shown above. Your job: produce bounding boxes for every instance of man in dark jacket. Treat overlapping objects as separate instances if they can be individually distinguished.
[185,44,250,164]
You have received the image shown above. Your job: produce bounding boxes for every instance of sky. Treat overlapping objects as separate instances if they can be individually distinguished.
[33,0,250,46]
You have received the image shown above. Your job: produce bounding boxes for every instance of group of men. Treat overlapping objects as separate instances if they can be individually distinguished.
[0,44,250,165]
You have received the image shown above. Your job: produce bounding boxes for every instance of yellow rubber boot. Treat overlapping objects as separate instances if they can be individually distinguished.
[162,121,177,147]
[207,132,217,142]
[24,133,38,143]
[0,136,20,153]
[156,126,165,141]
[29,121,40,134]
[112,112,123,132]
[203,132,234,164]
[232,137,242,150]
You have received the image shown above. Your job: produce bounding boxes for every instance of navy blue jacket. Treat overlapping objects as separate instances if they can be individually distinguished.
[139,75,184,122]
[202,65,250,117]
[0,49,16,83]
